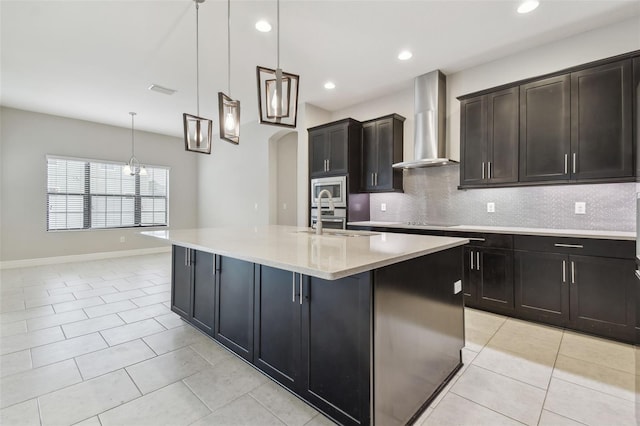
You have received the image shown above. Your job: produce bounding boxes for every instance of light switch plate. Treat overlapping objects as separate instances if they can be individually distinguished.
[381,203,387,212]
[575,202,586,214]
[487,202,495,213]
[454,280,462,294]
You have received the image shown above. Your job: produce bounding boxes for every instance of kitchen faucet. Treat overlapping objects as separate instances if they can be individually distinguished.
[315,189,335,235]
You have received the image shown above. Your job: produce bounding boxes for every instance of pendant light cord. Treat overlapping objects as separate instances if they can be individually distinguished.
[227,0,231,95]
[276,0,280,69]
[195,1,200,116]
[130,112,136,158]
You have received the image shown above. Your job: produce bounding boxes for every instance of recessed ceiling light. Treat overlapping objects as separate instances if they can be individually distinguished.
[398,50,413,61]
[148,84,176,95]
[255,20,272,32]
[517,0,539,14]
[324,81,336,90]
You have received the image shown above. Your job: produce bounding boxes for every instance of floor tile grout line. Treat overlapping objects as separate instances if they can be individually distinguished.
[468,363,551,392]
[535,328,564,425]
[553,350,636,376]
[246,392,289,426]
[445,391,529,425]
[550,375,637,405]
[541,408,590,426]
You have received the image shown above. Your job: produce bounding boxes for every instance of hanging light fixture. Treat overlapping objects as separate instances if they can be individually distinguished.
[218,0,240,144]
[183,0,213,154]
[256,0,299,128]
[123,112,147,176]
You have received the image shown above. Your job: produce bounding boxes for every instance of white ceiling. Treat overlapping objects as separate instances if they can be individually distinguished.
[2,0,639,137]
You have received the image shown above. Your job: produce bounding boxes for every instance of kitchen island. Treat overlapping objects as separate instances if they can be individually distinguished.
[143,225,468,426]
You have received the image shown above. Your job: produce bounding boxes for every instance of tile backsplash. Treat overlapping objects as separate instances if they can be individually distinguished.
[370,165,636,232]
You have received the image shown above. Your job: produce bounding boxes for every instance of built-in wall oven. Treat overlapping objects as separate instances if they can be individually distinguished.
[310,176,347,229]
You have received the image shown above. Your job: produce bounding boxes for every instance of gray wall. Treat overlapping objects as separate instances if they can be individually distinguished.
[276,132,298,226]
[0,107,198,261]
[370,165,636,232]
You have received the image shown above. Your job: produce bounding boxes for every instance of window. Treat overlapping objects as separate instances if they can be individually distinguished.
[47,156,169,231]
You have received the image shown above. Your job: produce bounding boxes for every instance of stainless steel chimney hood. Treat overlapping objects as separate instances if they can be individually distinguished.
[392,70,457,169]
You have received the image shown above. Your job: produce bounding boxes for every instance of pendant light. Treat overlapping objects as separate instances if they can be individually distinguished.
[183,0,213,154]
[256,0,299,128]
[123,112,147,176]
[218,0,240,144]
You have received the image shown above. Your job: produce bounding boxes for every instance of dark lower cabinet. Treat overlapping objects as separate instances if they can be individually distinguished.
[171,246,214,335]
[301,273,371,426]
[464,246,514,313]
[514,251,569,326]
[214,256,255,361]
[253,266,301,391]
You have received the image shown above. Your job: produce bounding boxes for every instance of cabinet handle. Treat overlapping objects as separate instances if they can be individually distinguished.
[554,243,583,249]
[470,251,474,270]
[327,159,330,171]
[292,273,296,302]
[571,261,575,284]
[572,153,576,174]
[375,173,378,186]
[488,162,491,179]
[564,154,568,175]
[299,274,303,305]
[635,270,640,280]
[184,248,188,266]
[371,173,374,186]
[468,238,486,242]
[562,260,566,283]
[476,252,480,271]
[481,162,485,179]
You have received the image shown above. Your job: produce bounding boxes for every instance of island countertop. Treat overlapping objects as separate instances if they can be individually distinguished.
[142,225,468,280]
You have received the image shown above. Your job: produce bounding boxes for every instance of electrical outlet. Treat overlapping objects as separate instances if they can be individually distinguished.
[487,202,495,213]
[119,236,125,243]
[381,203,387,212]
[575,202,586,214]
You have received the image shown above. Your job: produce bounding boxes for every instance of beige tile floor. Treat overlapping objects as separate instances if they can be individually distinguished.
[0,253,637,426]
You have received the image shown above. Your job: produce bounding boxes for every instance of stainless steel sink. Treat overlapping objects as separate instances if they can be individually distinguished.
[296,230,379,237]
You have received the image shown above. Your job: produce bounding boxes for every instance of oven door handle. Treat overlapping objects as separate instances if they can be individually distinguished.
[318,218,345,223]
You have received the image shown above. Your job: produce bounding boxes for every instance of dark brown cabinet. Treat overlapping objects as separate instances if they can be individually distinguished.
[460,88,518,186]
[514,236,636,342]
[214,256,255,361]
[519,75,571,182]
[309,119,362,179]
[634,57,640,177]
[171,246,214,335]
[361,114,404,192]
[571,59,633,180]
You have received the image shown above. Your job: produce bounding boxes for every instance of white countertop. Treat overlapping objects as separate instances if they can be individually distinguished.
[348,221,636,241]
[141,225,468,280]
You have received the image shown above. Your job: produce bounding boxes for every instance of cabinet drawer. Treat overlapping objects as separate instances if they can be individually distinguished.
[514,235,634,259]
[443,231,513,249]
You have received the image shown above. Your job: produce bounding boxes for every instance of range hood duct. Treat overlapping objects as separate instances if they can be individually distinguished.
[392,70,457,169]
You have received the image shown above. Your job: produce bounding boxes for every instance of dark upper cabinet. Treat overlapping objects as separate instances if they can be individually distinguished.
[308,119,362,183]
[361,114,404,192]
[519,75,571,182]
[461,89,518,186]
[570,59,633,180]
[301,273,371,426]
[171,245,192,319]
[214,256,255,361]
[253,266,301,391]
[171,246,214,335]
[634,57,640,178]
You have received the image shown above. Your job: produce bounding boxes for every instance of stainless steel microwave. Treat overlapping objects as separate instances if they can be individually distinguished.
[310,176,347,208]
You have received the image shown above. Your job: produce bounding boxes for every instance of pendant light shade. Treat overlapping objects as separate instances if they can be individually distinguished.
[124,112,147,176]
[184,0,213,154]
[257,0,299,128]
[218,0,240,144]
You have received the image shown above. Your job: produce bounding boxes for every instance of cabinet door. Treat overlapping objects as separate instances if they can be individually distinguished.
[375,118,394,190]
[570,255,635,342]
[487,88,519,184]
[634,57,640,178]
[463,247,479,306]
[361,122,377,191]
[215,256,255,361]
[192,250,215,335]
[519,75,570,182]
[514,251,569,326]
[253,266,301,391]
[301,273,371,426]
[570,60,632,180]
[477,248,514,312]
[171,245,192,319]
[460,96,487,186]
[309,129,328,177]
[328,124,348,174]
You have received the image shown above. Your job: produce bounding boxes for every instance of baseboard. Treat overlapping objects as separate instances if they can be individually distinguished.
[0,247,171,269]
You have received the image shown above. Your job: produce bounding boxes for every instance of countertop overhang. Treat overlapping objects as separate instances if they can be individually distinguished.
[142,225,468,280]
[348,221,636,241]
